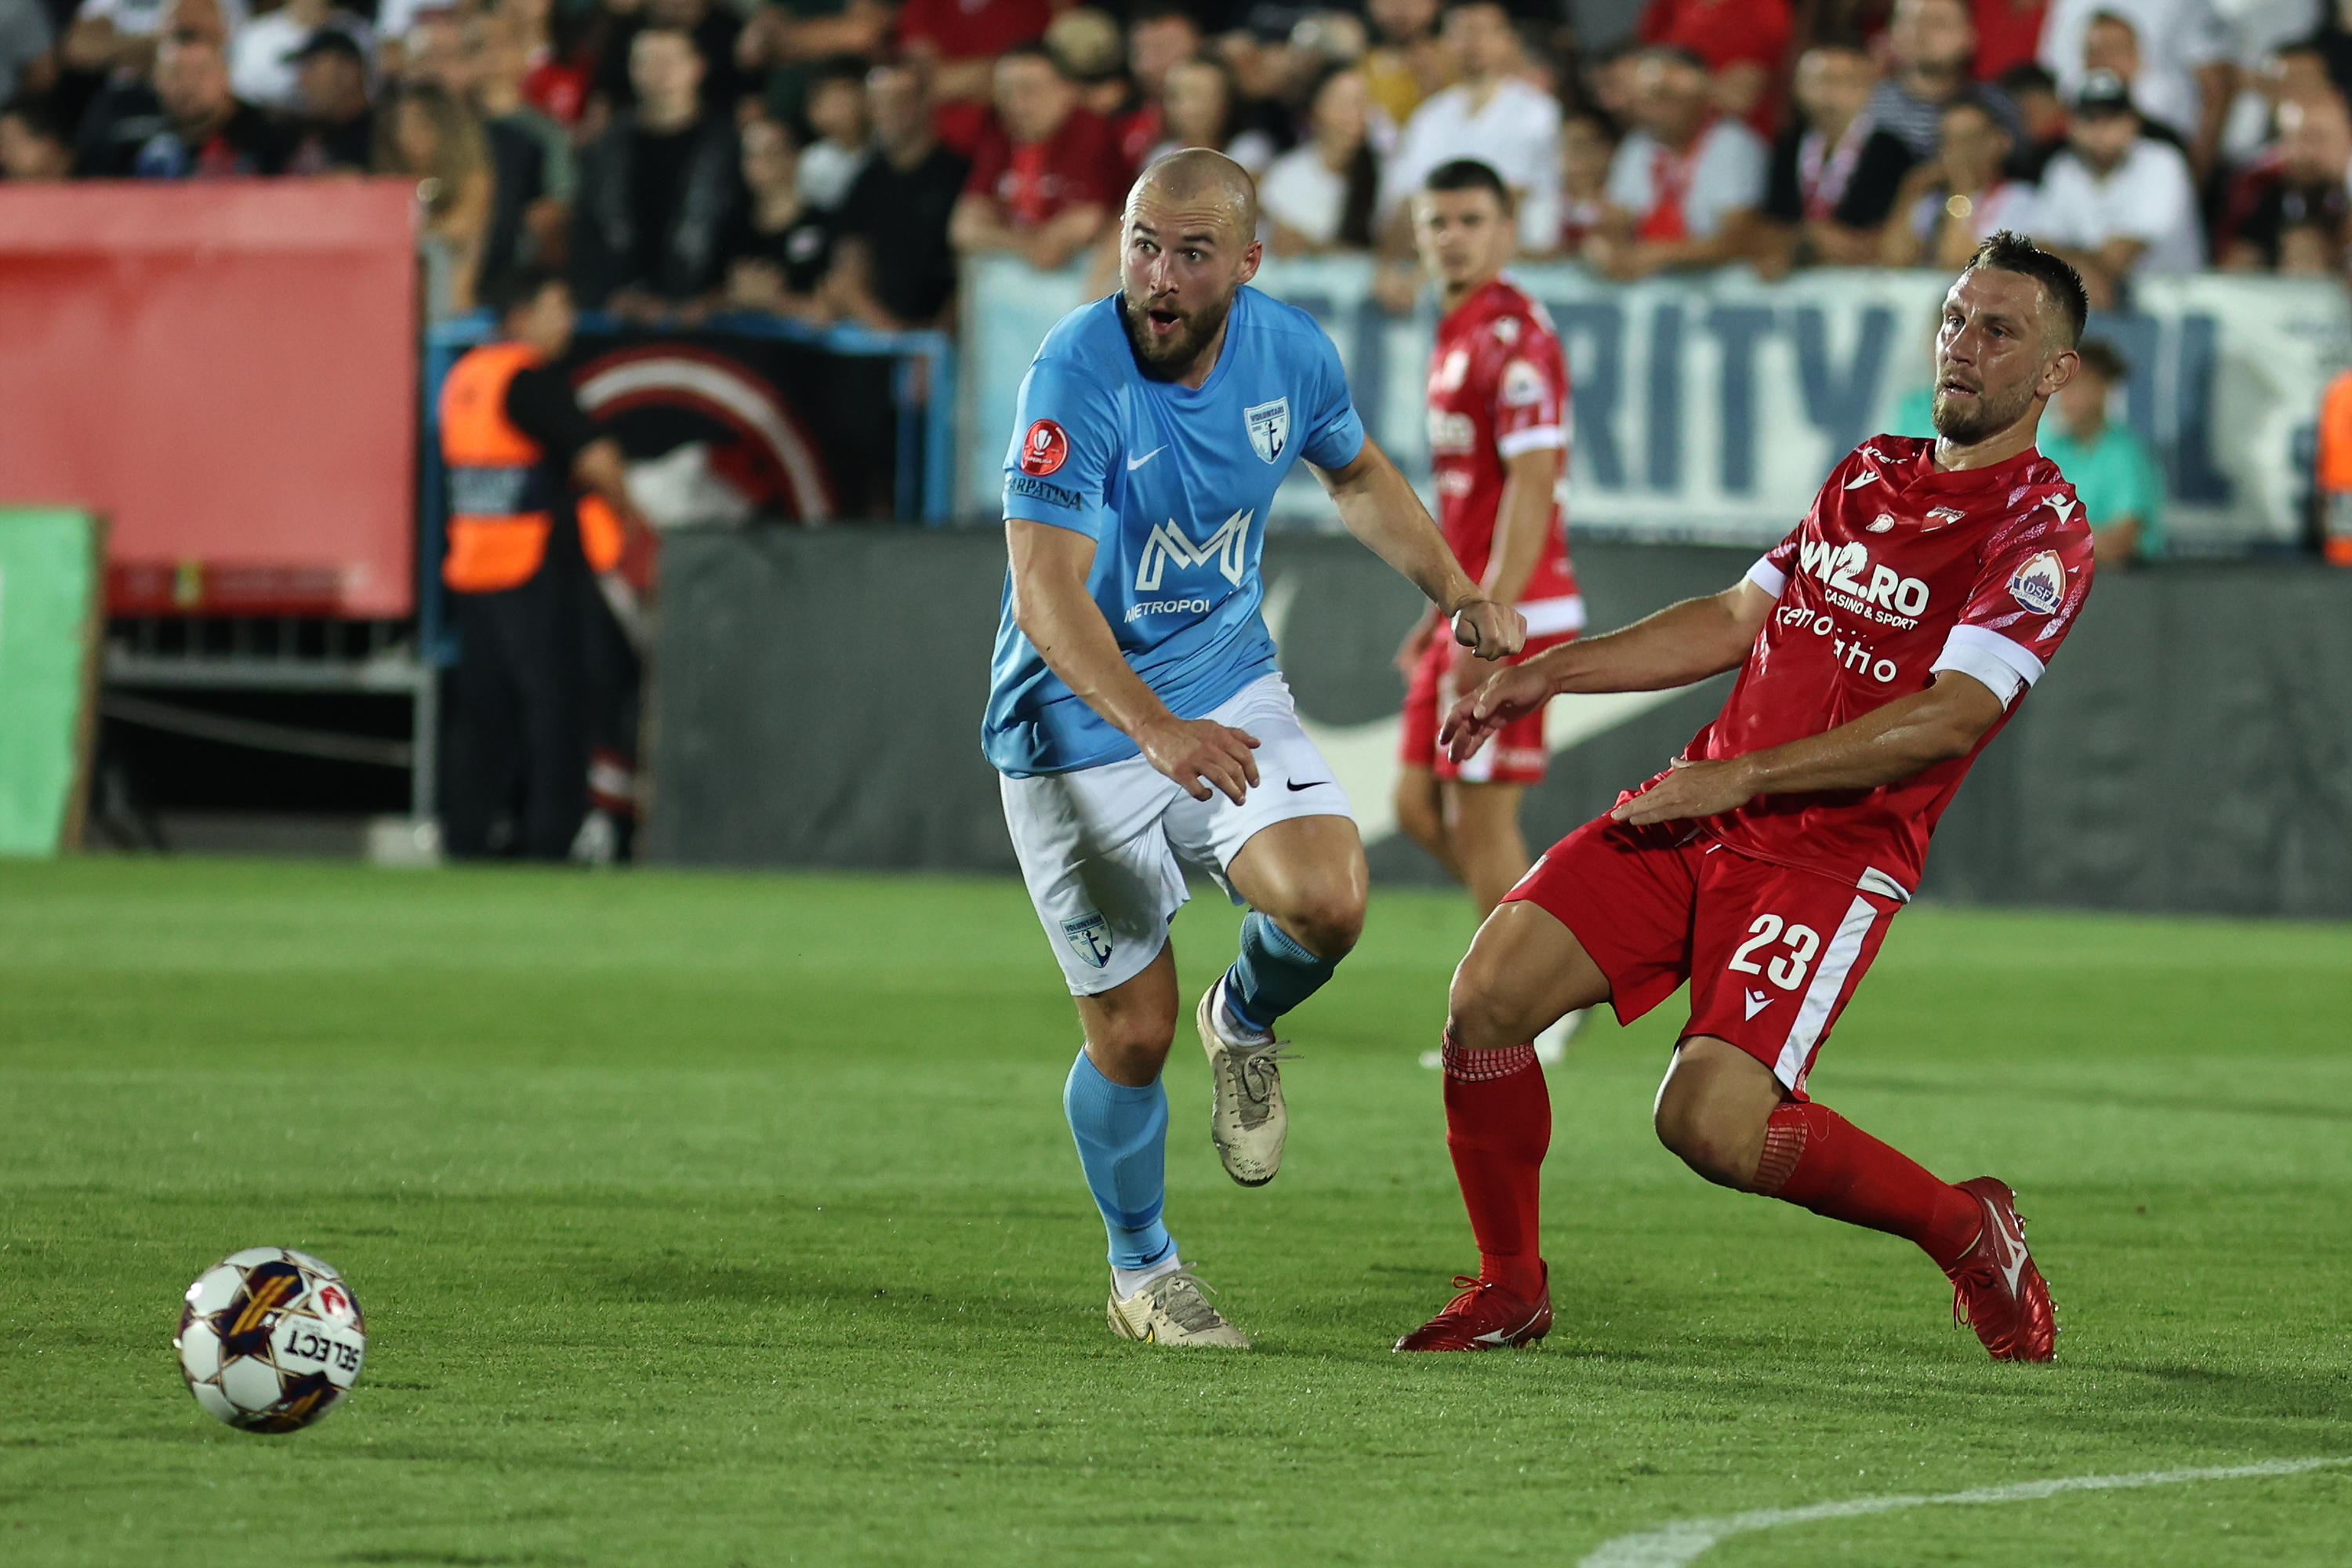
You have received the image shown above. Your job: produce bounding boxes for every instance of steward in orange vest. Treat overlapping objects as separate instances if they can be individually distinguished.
[2316,368,2352,566]
[439,267,648,861]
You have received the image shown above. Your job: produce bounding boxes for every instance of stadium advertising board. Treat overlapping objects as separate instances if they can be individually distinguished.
[961,258,2350,554]
[0,183,416,617]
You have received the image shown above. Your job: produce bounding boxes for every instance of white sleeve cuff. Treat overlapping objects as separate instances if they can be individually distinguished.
[1495,425,1566,458]
[1746,556,1788,597]
[1932,624,2045,706]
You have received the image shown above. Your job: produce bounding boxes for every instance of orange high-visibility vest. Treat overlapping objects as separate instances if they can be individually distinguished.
[440,342,557,592]
[2318,369,2352,495]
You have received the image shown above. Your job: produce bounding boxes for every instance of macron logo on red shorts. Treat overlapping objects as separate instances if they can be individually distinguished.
[1019,419,1069,476]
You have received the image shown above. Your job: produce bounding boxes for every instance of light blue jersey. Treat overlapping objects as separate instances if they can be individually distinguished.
[982,287,1366,777]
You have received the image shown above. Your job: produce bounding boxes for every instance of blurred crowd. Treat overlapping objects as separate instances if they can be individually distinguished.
[5,0,2352,322]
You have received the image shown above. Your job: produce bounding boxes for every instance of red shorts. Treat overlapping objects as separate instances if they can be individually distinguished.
[1398,633,1567,786]
[1504,812,1905,1098]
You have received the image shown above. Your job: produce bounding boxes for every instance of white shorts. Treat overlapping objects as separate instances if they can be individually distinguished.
[1000,673,1355,996]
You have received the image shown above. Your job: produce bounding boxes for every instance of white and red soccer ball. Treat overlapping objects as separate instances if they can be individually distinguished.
[175,1247,365,1432]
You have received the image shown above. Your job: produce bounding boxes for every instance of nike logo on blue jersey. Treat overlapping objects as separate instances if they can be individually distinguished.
[1127,446,1166,470]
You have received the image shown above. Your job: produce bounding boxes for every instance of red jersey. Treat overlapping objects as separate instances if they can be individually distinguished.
[963,108,1127,227]
[1687,436,2094,895]
[1426,278,1583,643]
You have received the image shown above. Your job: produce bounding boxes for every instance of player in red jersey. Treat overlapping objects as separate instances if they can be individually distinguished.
[1396,232,2095,1362]
[1394,160,1586,918]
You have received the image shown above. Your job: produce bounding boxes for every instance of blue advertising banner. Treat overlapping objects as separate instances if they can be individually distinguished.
[960,257,2350,552]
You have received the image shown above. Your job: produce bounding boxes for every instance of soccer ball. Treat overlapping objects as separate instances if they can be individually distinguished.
[175,1247,366,1432]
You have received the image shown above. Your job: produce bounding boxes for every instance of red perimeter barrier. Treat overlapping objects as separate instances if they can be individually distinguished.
[0,180,417,617]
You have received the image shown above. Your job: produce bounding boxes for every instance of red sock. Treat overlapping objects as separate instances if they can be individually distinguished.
[1440,1029,1550,1300]
[1751,1102,1984,1269]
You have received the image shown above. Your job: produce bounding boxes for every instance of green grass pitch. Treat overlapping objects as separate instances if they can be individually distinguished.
[2,858,2347,1566]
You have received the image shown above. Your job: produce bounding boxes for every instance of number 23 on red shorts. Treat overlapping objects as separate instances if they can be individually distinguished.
[1505,815,1906,1099]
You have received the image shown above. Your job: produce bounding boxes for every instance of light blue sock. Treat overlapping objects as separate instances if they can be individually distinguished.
[1222,909,1341,1034]
[1063,1050,1176,1272]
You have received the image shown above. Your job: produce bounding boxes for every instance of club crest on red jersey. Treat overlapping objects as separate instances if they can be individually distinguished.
[2007,550,2068,615]
[1019,419,1069,476]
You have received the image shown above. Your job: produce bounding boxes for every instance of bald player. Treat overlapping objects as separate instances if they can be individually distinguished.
[985,150,1525,1347]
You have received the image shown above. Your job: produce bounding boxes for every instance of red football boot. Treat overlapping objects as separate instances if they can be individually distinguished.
[1947,1177,2056,1362]
[1393,1267,1552,1352]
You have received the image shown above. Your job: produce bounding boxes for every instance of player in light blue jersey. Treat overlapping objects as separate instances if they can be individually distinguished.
[985,150,1526,1347]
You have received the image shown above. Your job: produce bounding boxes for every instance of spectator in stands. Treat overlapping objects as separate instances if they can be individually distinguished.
[1114,4,1200,169]
[503,0,590,128]
[1973,0,2048,82]
[1756,42,1916,274]
[473,9,576,282]
[1883,91,2032,267]
[949,42,1123,272]
[0,0,50,108]
[1150,55,1276,174]
[717,114,832,320]
[282,27,372,172]
[2219,90,2350,271]
[1384,2,1562,252]
[1046,6,1127,129]
[1555,107,1617,252]
[1999,60,2067,175]
[376,82,492,313]
[2024,67,2204,306]
[1869,0,2009,158]
[733,0,893,122]
[79,34,285,175]
[1262,64,1380,252]
[593,0,747,126]
[65,0,244,79]
[897,0,1050,117]
[2038,0,2229,178]
[1363,0,1450,127]
[1584,44,1764,278]
[1635,0,1793,132]
[571,25,742,319]
[829,59,967,328]
[796,54,867,210]
[228,0,366,113]
[2078,9,2194,147]
[0,93,72,177]
[2042,339,2165,564]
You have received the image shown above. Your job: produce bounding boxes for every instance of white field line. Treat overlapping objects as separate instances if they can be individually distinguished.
[1579,1456,2351,1568]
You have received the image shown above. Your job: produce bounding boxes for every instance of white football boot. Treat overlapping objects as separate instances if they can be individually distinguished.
[1107,1267,1252,1348]
[1196,978,1290,1186]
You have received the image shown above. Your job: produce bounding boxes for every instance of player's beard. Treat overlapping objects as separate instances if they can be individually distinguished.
[1120,289,1233,382]
[1930,368,2036,447]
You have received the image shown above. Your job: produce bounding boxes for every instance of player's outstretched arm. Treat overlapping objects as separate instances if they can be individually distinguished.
[1610,670,2009,826]
[1005,519,1262,804]
[1439,578,1773,762]
[1311,438,1526,661]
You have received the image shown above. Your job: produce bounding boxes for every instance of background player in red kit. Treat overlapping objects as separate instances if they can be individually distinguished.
[1394,160,1584,920]
[1398,232,2096,1363]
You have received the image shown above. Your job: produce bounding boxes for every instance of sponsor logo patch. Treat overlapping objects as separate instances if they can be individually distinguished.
[1018,419,1069,476]
[1005,474,1080,510]
[1925,506,1967,529]
[2007,549,2067,615]
[1500,359,1547,408]
[1135,508,1252,591]
[1867,513,1896,533]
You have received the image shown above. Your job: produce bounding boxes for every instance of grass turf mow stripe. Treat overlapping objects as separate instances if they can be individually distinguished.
[1581,1456,2352,1566]
[1,859,2347,1566]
